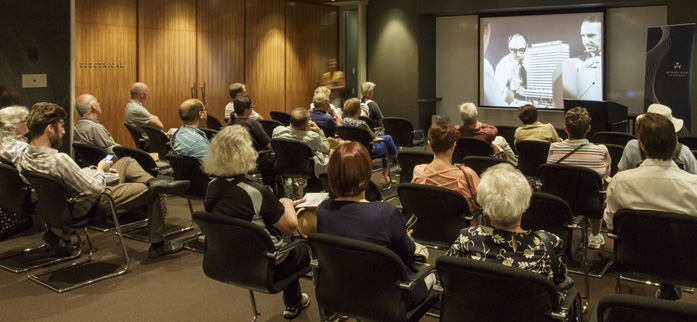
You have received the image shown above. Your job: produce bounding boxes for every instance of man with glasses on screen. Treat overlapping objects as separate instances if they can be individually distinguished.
[495,33,529,105]
[578,14,602,69]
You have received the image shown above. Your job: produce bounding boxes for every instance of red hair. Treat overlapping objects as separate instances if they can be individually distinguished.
[428,122,459,154]
[328,142,372,197]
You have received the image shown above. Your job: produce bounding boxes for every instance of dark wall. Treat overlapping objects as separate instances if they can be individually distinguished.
[367,0,668,130]
[667,0,697,133]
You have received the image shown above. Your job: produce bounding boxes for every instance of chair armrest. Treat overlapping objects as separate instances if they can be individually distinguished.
[373,126,385,132]
[267,238,310,259]
[372,137,385,143]
[399,265,436,290]
[412,129,425,139]
[552,289,581,320]
[492,150,505,157]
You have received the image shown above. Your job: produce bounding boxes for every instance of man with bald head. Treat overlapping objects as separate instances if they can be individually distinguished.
[272,107,330,176]
[172,99,209,163]
[74,94,120,155]
[126,82,164,130]
[495,34,529,105]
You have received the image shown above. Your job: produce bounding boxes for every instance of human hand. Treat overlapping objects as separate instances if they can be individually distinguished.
[308,121,320,132]
[97,159,113,173]
[407,229,413,237]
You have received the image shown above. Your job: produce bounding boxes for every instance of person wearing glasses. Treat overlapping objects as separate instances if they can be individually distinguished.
[495,33,529,105]
[172,99,210,163]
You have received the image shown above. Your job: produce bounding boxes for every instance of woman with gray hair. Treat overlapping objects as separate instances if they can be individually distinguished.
[202,125,312,319]
[446,163,570,290]
[360,81,385,127]
[0,105,30,168]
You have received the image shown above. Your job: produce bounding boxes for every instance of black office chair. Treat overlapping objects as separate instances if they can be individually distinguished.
[382,117,425,150]
[613,209,697,294]
[539,164,608,277]
[556,128,567,140]
[308,233,438,322]
[270,138,321,199]
[193,211,311,321]
[72,142,107,168]
[452,137,495,164]
[521,192,589,305]
[436,257,582,322]
[397,151,433,183]
[604,143,624,177]
[141,125,171,159]
[495,125,518,154]
[590,294,697,322]
[359,116,377,129]
[22,171,129,293]
[398,183,471,249]
[593,131,637,146]
[316,122,334,138]
[516,140,551,179]
[206,115,224,130]
[259,119,284,138]
[678,136,697,150]
[112,146,166,177]
[337,125,391,188]
[124,122,149,150]
[201,128,218,141]
[318,172,383,202]
[462,156,509,177]
[270,111,291,126]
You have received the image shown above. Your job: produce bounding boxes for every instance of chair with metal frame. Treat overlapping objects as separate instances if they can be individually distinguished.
[141,124,171,160]
[270,111,291,126]
[22,171,129,293]
[539,163,609,278]
[451,137,496,164]
[382,117,425,151]
[201,128,218,141]
[521,192,590,307]
[462,156,509,177]
[124,122,149,150]
[72,142,106,168]
[436,256,582,322]
[271,138,321,199]
[612,209,697,295]
[590,294,697,322]
[193,211,311,321]
[516,140,551,180]
[337,125,392,188]
[359,116,377,130]
[397,151,433,184]
[316,122,334,138]
[259,119,284,138]
[398,183,471,249]
[206,115,224,130]
[604,143,624,177]
[112,146,168,177]
[593,131,637,147]
[308,233,439,322]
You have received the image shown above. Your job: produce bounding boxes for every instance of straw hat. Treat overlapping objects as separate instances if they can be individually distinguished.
[636,103,683,133]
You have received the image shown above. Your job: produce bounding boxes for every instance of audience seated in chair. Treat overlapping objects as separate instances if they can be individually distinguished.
[19,102,188,258]
[514,104,562,144]
[604,112,697,300]
[447,163,572,294]
[202,125,310,319]
[547,106,610,249]
[125,82,164,132]
[309,92,342,137]
[272,107,330,177]
[309,86,341,118]
[224,82,262,123]
[228,95,275,187]
[317,142,435,310]
[0,105,30,172]
[73,94,120,156]
[618,106,697,174]
[411,122,480,213]
[456,102,518,165]
[342,97,398,187]
[171,99,210,164]
[359,81,385,127]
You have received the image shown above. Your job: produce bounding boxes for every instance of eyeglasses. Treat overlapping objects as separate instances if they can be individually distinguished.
[509,47,527,54]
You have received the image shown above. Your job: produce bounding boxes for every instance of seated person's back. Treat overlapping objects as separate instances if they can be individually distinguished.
[514,104,562,144]
[272,107,330,177]
[73,94,120,154]
[172,99,210,163]
[228,95,270,151]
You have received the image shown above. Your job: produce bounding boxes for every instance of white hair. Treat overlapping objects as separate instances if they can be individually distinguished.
[0,105,29,144]
[202,125,258,177]
[361,81,376,98]
[477,163,531,229]
[313,92,329,107]
[75,94,97,117]
[314,86,331,97]
[458,102,478,126]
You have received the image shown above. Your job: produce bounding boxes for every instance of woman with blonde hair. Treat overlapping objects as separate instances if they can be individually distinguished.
[203,125,312,319]
[0,105,30,167]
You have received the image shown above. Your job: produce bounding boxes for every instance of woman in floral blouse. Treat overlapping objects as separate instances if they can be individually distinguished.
[446,163,569,290]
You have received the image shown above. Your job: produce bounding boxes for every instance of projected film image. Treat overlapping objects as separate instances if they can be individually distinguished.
[481,12,604,109]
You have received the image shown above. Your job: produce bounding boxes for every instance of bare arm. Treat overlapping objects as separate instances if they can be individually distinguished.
[272,198,305,235]
[148,115,164,130]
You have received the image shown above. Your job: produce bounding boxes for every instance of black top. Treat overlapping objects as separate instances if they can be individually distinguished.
[231,118,271,151]
[205,175,286,247]
[317,200,416,272]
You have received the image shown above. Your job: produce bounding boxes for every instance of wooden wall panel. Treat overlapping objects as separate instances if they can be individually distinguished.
[245,0,286,117]
[285,2,320,111]
[75,0,137,147]
[138,0,197,132]
[197,0,245,122]
[320,6,339,87]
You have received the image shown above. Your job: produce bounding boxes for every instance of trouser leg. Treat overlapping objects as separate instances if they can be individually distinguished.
[98,183,165,243]
[274,246,310,306]
[111,156,155,184]
[493,136,518,166]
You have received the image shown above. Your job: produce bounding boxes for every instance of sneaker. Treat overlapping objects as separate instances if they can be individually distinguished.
[148,240,184,258]
[42,231,72,256]
[588,234,605,249]
[283,293,310,319]
[656,286,682,300]
[326,313,350,322]
[149,180,191,196]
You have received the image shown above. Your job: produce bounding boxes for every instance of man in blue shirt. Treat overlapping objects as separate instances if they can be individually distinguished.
[172,99,210,163]
[309,93,342,137]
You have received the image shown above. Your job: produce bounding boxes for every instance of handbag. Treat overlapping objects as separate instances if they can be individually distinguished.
[460,166,489,226]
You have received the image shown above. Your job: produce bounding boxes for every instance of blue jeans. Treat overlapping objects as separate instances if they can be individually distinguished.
[372,135,398,168]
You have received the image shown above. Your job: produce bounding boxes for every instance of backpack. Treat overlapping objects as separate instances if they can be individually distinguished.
[637,143,686,170]
[359,99,372,118]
